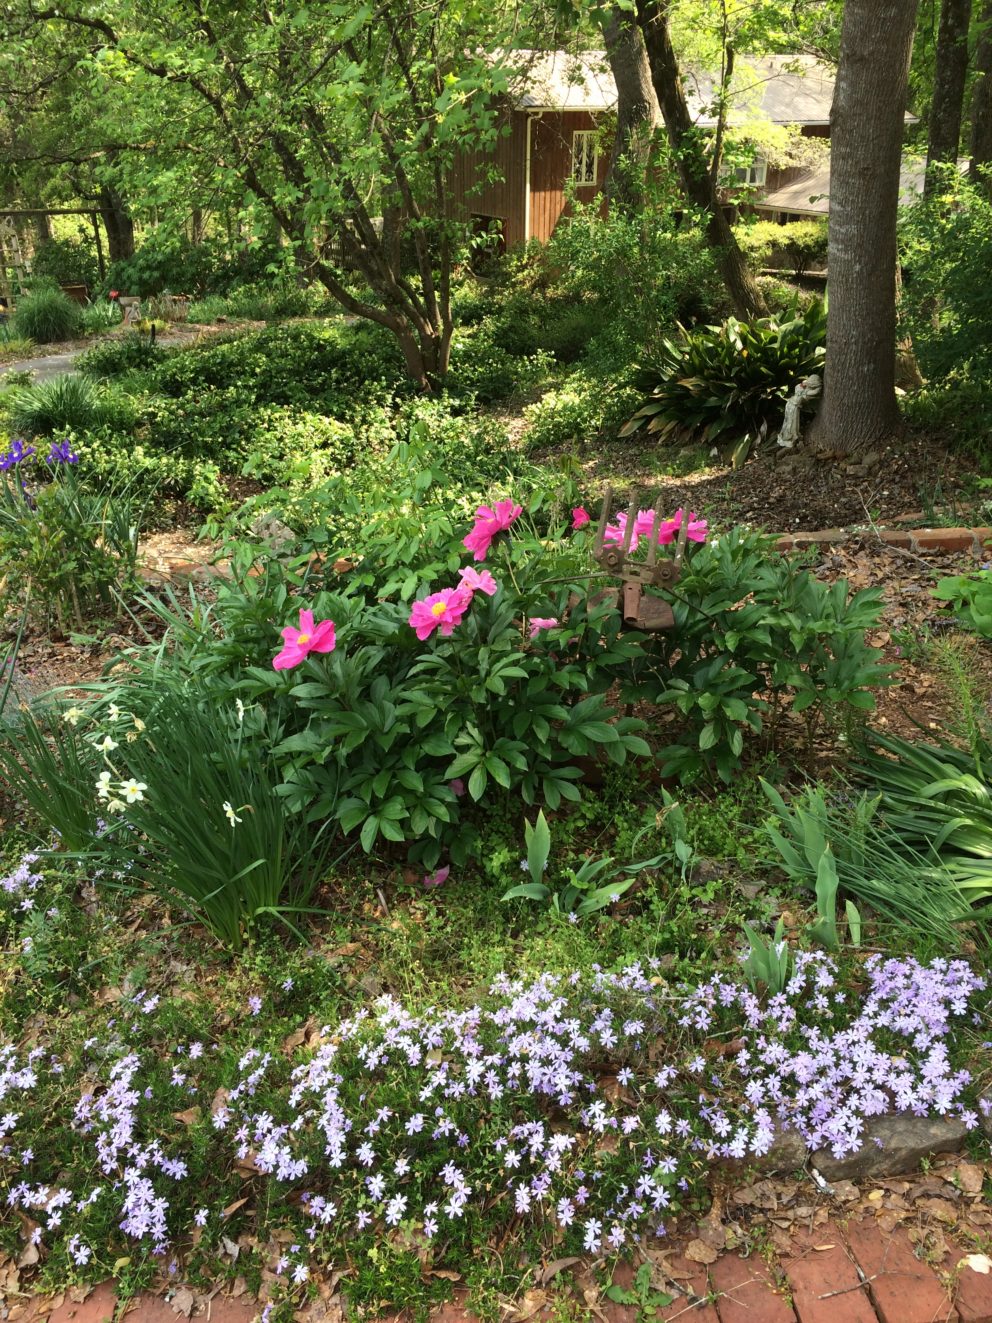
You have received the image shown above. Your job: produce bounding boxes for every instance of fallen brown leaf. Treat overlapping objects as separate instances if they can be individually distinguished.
[685,1239,719,1265]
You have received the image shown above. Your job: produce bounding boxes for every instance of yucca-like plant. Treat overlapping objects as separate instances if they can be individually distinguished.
[7,374,103,435]
[11,288,84,344]
[620,300,826,444]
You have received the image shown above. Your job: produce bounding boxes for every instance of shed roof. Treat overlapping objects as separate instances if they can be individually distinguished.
[505,49,837,125]
[754,155,967,216]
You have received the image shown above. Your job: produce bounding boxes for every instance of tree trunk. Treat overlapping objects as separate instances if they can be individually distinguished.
[809,0,921,457]
[635,0,767,318]
[971,0,992,184]
[99,186,135,263]
[33,212,52,246]
[603,7,660,212]
[925,0,972,195]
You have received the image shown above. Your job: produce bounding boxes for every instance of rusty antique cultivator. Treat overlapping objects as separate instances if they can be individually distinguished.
[589,488,690,631]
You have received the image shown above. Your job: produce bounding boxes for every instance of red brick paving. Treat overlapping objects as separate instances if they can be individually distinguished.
[658,1254,720,1321]
[30,1283,258,1323]
[21,1219,990,1323]
[843,1220,957,1323]
[943,1240,992,1323]
[783,1224,877,1323]
[708,1250,796,1323]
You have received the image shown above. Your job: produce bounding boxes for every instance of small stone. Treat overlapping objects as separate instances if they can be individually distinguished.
[754,1127,808,1175]
[810,1114,968,1182]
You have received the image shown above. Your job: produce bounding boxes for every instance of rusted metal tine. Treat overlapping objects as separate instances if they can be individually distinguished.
[645,494,665,569]
[621,491,637,558]
[593,485,613,560]
[672,505,690,572]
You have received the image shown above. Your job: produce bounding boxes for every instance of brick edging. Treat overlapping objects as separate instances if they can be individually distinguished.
[139,526,992,587]
[775,526,992,555]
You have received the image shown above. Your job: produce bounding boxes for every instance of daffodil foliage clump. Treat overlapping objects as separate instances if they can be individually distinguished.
[1,937,986,1307]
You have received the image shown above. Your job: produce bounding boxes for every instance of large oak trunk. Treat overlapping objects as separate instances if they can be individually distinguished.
[808,0,920,457]
[635,0,766,319]
[971,0,992,184]
[926,0,972,194]
[603,7,660,212]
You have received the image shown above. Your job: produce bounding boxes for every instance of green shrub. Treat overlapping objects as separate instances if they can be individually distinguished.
[852,731,992,906]
[29,236,100,291]
[76,333,165,378]
[637,527,894,782]
[103,233,289,298]
[12,288,84,344]
[74,430,227,512]
[621,300,827,445]
[900,169,992,383]
[736,219,828,277]
[523,369,642,451]
[446,324,554,402]
[6,374,105,435]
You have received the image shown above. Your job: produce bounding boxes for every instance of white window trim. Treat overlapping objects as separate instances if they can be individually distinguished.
[733,157,768,188]
[571,130,599,186]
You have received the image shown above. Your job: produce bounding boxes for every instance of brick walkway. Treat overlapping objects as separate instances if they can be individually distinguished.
[13,1217,992,1323]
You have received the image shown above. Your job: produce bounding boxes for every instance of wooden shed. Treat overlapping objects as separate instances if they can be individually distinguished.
[449,50,839,248]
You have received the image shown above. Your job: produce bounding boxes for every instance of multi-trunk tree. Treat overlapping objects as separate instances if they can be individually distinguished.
[1,0,534,388]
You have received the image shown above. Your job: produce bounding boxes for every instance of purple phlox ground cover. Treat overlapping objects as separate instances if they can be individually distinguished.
[1,934,988,1292]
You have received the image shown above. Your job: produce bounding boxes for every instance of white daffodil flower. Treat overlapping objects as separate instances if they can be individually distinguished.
[63,707,85,727]
[223,801,243,826]
[120,779,147,804]
[93,735,118,753]
[107,704,121,722]
[95,771,113,801]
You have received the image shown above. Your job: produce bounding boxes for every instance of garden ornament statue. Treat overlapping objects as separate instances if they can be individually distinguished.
[776,372,821,449]
[590,487,689,631]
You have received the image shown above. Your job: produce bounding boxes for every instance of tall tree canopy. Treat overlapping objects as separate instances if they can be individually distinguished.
[0,0,549,386]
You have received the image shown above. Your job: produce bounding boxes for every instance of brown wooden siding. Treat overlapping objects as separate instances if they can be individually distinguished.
[529,111,609,244]
[448,105,528,247]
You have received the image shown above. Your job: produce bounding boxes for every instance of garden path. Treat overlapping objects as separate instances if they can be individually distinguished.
[0,320,265,383]
[14,1214,992,1323]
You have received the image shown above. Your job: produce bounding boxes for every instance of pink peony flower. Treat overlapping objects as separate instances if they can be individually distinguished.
[408,588,472,641]
[448,778,466,797]
[528,617,559,639]
[571,507,591,530]
[462,499,522,561]
[458,566,498,597]
[272,609,336,670]
[604,508,707,551]
[422,866,450,888]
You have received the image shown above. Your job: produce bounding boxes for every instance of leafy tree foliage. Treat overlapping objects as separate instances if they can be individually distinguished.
[1,0,549,386]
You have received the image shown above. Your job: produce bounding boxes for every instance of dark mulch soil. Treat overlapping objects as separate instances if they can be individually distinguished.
[544,429,980,532]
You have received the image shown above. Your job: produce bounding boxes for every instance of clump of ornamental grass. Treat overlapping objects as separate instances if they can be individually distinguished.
[1,938,986,1308]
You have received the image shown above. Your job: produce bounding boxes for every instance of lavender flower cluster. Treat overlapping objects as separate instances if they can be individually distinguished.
[0,954,987,1283]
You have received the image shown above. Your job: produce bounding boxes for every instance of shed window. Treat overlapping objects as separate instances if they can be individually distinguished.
[732,157,768,187]
[571,131,599,185]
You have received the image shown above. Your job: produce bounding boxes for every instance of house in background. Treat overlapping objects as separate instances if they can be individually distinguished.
[450,50,836,247]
